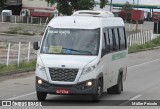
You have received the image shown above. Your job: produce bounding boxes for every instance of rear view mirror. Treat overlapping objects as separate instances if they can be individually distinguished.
[33,42,40,50]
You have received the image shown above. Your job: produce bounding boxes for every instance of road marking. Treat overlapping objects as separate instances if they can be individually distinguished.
[120,94,142,106]
[129,94,142,100]
[5,91,36,100]
[128,58,160,69]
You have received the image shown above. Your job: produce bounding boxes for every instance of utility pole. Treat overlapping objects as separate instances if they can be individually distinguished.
[137,0,139,10]
[133,0,135,8]
[110,0,112,12]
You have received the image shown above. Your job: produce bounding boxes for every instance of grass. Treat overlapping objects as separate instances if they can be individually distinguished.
[7,27,22,34]
[0,60,36,75]
[3,26,35,36]
[129,36,160,53]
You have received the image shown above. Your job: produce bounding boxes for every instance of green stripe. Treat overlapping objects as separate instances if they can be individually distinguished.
[112,52,127,61]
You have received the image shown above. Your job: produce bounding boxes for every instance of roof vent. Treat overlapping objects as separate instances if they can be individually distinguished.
[72,10,114,18]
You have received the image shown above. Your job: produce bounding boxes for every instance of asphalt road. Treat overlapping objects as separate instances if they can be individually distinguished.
[0,49,160,109]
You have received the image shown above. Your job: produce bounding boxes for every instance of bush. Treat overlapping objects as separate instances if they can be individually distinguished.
[129,36,160,53]
[0,60,36,74]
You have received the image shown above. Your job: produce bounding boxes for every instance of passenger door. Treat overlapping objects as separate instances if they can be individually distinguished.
[101,28,112,90]
[111,28,120,86]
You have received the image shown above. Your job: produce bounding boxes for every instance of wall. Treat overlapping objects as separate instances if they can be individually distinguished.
[22,0,54,9]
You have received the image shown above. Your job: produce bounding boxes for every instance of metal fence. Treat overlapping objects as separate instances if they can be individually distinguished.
[0,14,49,25]
[0,41,37,65]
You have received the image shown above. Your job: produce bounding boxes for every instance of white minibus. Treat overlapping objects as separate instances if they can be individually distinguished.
[33,10,128,101]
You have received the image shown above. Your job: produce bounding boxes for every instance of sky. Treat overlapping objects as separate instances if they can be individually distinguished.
[108,0,160,5]
[109,0,160,12]
[94,0,160,12]
[95,0,160,5]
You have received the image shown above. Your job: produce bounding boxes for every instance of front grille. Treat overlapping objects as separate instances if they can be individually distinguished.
[49,68,79,82]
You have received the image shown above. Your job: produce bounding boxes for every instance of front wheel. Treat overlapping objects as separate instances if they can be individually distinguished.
[37,91,47,101]
[91,80,103,102]
[114,74,123,94]
[107,74,123,94]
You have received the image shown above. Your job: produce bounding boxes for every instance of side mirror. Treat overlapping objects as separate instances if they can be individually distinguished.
[33,42,40,50]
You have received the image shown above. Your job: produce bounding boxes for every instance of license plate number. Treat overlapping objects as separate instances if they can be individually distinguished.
[56,89,69,94]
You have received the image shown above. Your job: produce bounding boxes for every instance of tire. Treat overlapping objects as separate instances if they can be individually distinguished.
[37,91,47,101]
[91,79,103,102]
[114,74,123,94]
[107,74,123,94]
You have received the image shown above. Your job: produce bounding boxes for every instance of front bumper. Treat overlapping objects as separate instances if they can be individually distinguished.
[36,76,98,95]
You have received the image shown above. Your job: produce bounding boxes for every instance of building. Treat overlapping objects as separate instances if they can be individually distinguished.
[22,0,56,17]
[4,0,22,15]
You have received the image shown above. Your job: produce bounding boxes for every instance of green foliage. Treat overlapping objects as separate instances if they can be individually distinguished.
[7,27,22,34]
[121,1,133,22]
[77,0,95,10]
[0,0,6,8]
[0,60,36,74]
[100,0,108,9]
[4,26,35,36]
[129,36,160,53]
[46,0,108,15]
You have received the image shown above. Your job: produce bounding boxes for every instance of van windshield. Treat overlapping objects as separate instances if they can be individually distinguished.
[41,27,100,56]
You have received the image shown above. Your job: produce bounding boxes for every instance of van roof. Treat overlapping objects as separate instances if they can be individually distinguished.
[48,13,124,29]
[72,10,114,18]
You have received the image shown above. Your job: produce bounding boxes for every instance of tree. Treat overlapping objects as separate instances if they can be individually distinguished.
[46,0,108,15]
[121,1,133,22]
[100,0,108,9]
[0,0,6,9]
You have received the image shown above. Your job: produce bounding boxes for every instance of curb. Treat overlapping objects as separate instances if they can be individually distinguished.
[0,68,35,76]
[128,46,160,54]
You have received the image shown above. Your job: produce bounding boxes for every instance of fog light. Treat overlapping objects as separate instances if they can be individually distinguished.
[86,81,92,87]
[38,79,42,85]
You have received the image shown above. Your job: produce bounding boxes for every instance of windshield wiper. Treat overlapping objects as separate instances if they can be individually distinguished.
[62,48,93,55]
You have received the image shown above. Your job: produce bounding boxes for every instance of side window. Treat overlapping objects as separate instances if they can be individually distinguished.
[118,28,126,49]
[102,32,106,49]
[112,28,120,51]
[103,28,110,49]
[103,28,110,52]
[108,29,113,52]
[114,28,120,50]
[104,29,109,45]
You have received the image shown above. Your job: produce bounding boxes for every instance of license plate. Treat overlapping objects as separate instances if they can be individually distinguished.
[56,89,69,94]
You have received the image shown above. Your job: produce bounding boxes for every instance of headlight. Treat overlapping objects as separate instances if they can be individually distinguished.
[37,64,46,73]
[82,65,96,75]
